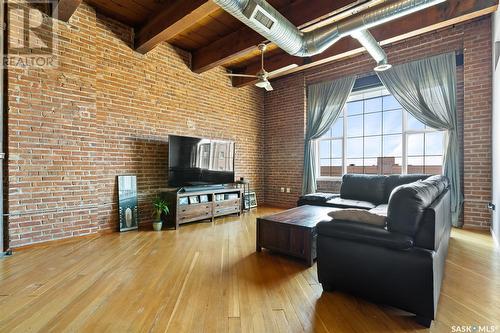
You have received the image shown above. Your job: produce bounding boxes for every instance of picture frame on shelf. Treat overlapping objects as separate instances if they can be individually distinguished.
[189,196,199,204]
[200,195,209,203]
[227,193,239,200]
[179,197,189,206]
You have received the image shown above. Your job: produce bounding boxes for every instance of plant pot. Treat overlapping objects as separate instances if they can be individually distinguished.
[152,221,162,231]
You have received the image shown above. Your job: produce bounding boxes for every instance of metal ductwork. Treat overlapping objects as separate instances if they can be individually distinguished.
[351,29,391,71]
[213,0,446,70]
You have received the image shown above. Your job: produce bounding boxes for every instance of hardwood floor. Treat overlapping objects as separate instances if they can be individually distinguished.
[1,206,499,332]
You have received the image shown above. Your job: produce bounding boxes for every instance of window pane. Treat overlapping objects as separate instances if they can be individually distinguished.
[346,101,363,116]
[316,88,448,179]
[319,140,330,159]
[364,113,382,136]
[425,132,444,155]
[408,156,424,174]
[363,158,378,174]
[347,137,363,158]
[320,159,331,177]
[383,134,402,157]
[383,95,400,110]
[320,128,331,138]
[331,159,342,177]
[347,115,363,137]
[347,158,364,174]
[425,156,443,174]
[381,157,402,175]
[408,133,424,156]
[332,117,343,137]
[364,136,381,158]
[408,113,425,131]
[383,110,402,134]
[332,139,342,158]
[364,97,382,112]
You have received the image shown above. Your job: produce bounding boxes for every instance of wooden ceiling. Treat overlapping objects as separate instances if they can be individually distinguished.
[55,0,499,87]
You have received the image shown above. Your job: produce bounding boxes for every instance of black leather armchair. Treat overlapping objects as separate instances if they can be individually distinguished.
[316,175,451,327]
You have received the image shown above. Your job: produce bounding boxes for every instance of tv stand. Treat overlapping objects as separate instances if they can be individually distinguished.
[161,186,243,229]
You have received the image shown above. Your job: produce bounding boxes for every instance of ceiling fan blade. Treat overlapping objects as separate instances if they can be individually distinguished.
[225,73,258,78]
[265,82,274,91]
[268,64,299,78]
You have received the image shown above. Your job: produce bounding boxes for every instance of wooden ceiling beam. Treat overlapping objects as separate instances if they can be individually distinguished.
[54,0,81,22]
[191,0,359,74]
[135,0,220,54]
[231,0,498,87]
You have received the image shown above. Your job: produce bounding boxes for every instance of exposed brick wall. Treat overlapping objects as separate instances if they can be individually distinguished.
[6,3,264,247]
[264,74,305,207]
[264,17,492,229]
[462,19,493,229]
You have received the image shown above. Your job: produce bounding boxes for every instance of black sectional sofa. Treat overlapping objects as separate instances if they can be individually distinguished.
[298,174,451,327]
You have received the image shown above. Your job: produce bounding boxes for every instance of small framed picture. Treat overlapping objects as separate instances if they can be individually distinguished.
[189,196,199,204]
[244,192,257,209]
[200,195,209,203]
[179,197,189,206]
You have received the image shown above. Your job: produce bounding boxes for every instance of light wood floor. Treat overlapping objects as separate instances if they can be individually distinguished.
[1,206,499,332]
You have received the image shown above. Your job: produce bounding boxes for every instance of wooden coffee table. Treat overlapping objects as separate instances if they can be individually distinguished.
[256,205,336,266]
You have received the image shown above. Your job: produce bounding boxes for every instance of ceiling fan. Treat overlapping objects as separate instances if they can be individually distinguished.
[226,43,297,92]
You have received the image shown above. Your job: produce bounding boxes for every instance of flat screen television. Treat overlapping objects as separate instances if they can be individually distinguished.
[168,135,235,187]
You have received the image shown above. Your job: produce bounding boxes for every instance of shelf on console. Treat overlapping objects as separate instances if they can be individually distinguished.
[161,186,243,229]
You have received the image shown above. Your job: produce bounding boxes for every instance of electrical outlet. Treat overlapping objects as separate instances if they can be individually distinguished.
[286,188,290,193]
[280,187,285,193]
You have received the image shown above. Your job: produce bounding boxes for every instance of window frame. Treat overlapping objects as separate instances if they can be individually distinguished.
[316,86,445,180]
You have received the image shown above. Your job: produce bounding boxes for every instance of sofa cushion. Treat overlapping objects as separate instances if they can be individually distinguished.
[325,197,376,210]
[298,193,339,204]
[340,174,387,204]
[387,178,444,236]
[369,204,388,217]
[384,174,430,202]
[317,221,414,250]
[328,209,386,227]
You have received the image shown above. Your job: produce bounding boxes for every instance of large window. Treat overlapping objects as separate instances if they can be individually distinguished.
[318,87,445,178]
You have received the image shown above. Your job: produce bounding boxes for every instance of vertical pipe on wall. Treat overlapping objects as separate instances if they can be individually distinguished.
[492,7,500,246]
[0,0,4,255]
[0,0,6,256]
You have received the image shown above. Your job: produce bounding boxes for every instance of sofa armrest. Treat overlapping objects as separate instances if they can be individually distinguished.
[415,188,451,250]
[317,221,414,250]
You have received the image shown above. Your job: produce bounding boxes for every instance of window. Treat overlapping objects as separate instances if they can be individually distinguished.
[318,87,445,178]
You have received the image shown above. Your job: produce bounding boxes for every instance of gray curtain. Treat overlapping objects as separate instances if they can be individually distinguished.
[377,52,462,226]
[302,76,356,194]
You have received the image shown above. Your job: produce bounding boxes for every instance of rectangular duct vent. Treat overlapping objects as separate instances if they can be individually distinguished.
[249,4,276,30]
[253,9,274,29]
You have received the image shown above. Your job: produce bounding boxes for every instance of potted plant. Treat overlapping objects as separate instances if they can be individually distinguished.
[152,197,169,231]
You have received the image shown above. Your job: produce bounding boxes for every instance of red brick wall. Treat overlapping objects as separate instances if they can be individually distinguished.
[462,19,494,229]
[263,74,306,207]
[6,3,264,247]
[264,17,492,229]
